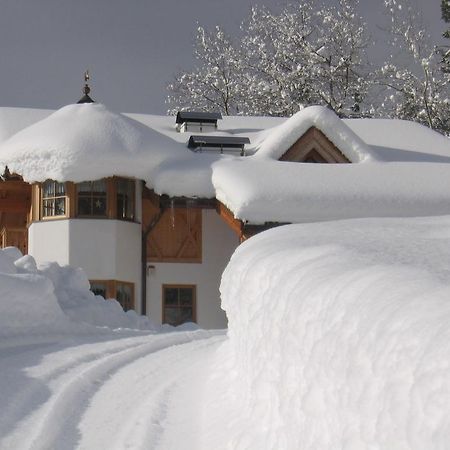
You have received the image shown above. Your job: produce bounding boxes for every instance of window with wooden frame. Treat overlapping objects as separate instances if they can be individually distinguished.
[76,180,108,217]
[34,178,136,222]
[116,178,135,221]
[162,284,196,326]
[90,279,135,311]
[41,180,67,218]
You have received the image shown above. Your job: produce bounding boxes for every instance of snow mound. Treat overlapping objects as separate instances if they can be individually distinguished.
[0,103,180,184]
[218,217,450,449]
[254,105,371,162]
[0,248,156,338]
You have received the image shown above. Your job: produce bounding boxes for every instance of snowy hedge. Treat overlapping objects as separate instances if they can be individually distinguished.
[218,217,450,449]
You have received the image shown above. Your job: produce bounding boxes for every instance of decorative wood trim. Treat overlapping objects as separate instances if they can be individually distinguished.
[144,197,202,263]
[66,182,76,218]
[0,198,30,213]
[280,127,351,163]
[216,201,243,236]
[107,178,117,219]
[31,184,40,222]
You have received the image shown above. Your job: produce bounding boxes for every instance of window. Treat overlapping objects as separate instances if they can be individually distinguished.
[77,180,107,217]
[42,180,67,217]
[90,281,108,298]
[89,280,135,312]
[162,285,196,326]
[116,178,135,220]
[36,178,136,221]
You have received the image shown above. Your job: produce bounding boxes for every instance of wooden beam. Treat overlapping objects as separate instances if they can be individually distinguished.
[280,126,350,163]
[0,181,31,193]
[216,201,243,237]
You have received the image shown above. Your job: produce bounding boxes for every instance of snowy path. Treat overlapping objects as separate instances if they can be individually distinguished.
[0,330,226,450]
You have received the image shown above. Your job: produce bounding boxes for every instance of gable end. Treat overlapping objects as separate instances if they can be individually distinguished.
[280,127,350,163]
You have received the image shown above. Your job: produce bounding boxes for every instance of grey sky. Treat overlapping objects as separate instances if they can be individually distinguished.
[0,0,444,114]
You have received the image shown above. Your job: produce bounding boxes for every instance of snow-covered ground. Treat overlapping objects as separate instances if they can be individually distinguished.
[2,215,450,449]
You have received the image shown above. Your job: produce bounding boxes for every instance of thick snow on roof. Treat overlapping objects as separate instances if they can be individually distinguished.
[213,108,450,224]
[0,104,275,197]
[0,103,449,217]
[0,103,186,184]
[213,159,450,223]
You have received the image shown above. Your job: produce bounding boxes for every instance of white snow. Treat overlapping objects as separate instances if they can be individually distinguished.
[207,216,450,450]
[2,215,450,448]
[0,247,156,339]
[213,159,450,223]
[212,109,450,224]
[0,103,449,225]
[254,105,372,162]
[0,104,278,198]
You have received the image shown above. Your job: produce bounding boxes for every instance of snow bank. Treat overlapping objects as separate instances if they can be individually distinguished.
[0,248,156,338]
[217,217,450,449]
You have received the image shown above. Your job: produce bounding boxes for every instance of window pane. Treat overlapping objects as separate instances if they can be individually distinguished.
[164,288,178,305]
[43,180,54,198]
[92,196,107,215]
[116,283,133,311]
[90,282,107,298]
[76,180,107,217]
[117,179,135,220]
[179,307,193,323]
[92,179,107,194]
[42,199,54,217]
[77,197,91,215]
[164,307,182,326]
[55,198,65,215]
[55,182,66,195]
[77,181,91,195]
[179,288,193,306]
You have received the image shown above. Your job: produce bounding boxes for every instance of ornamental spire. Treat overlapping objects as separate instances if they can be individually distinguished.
[77,70,95,104]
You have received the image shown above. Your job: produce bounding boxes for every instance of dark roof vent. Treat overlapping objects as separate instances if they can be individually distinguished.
[77,70,95,104]
[188,135,250,156]
[176,111,222,124]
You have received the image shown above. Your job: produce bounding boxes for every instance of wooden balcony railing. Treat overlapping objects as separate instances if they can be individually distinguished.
[0,227,28,254]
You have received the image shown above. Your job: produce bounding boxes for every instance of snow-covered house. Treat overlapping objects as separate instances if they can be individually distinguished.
[1,82,450,328]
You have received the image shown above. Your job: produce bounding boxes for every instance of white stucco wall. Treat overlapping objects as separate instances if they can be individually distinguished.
[28,218,142,312]
[146,209,239,329]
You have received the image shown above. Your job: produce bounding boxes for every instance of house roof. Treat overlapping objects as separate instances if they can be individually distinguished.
[0,103,449,223]
[175,111,222,124]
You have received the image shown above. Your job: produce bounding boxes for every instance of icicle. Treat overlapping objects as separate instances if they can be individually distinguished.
[170,199,175,229]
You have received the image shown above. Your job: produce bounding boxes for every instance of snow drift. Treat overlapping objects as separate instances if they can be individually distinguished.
[216,217,450,449]
[0,247,155,338]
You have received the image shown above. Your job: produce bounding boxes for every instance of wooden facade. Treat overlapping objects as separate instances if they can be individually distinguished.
[142,192,203,263]
[280,127,350,163]
[0,179,31,253]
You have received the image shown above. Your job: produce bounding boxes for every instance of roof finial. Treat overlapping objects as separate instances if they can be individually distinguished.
[77,69,95,104]
[83,70,91,95]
